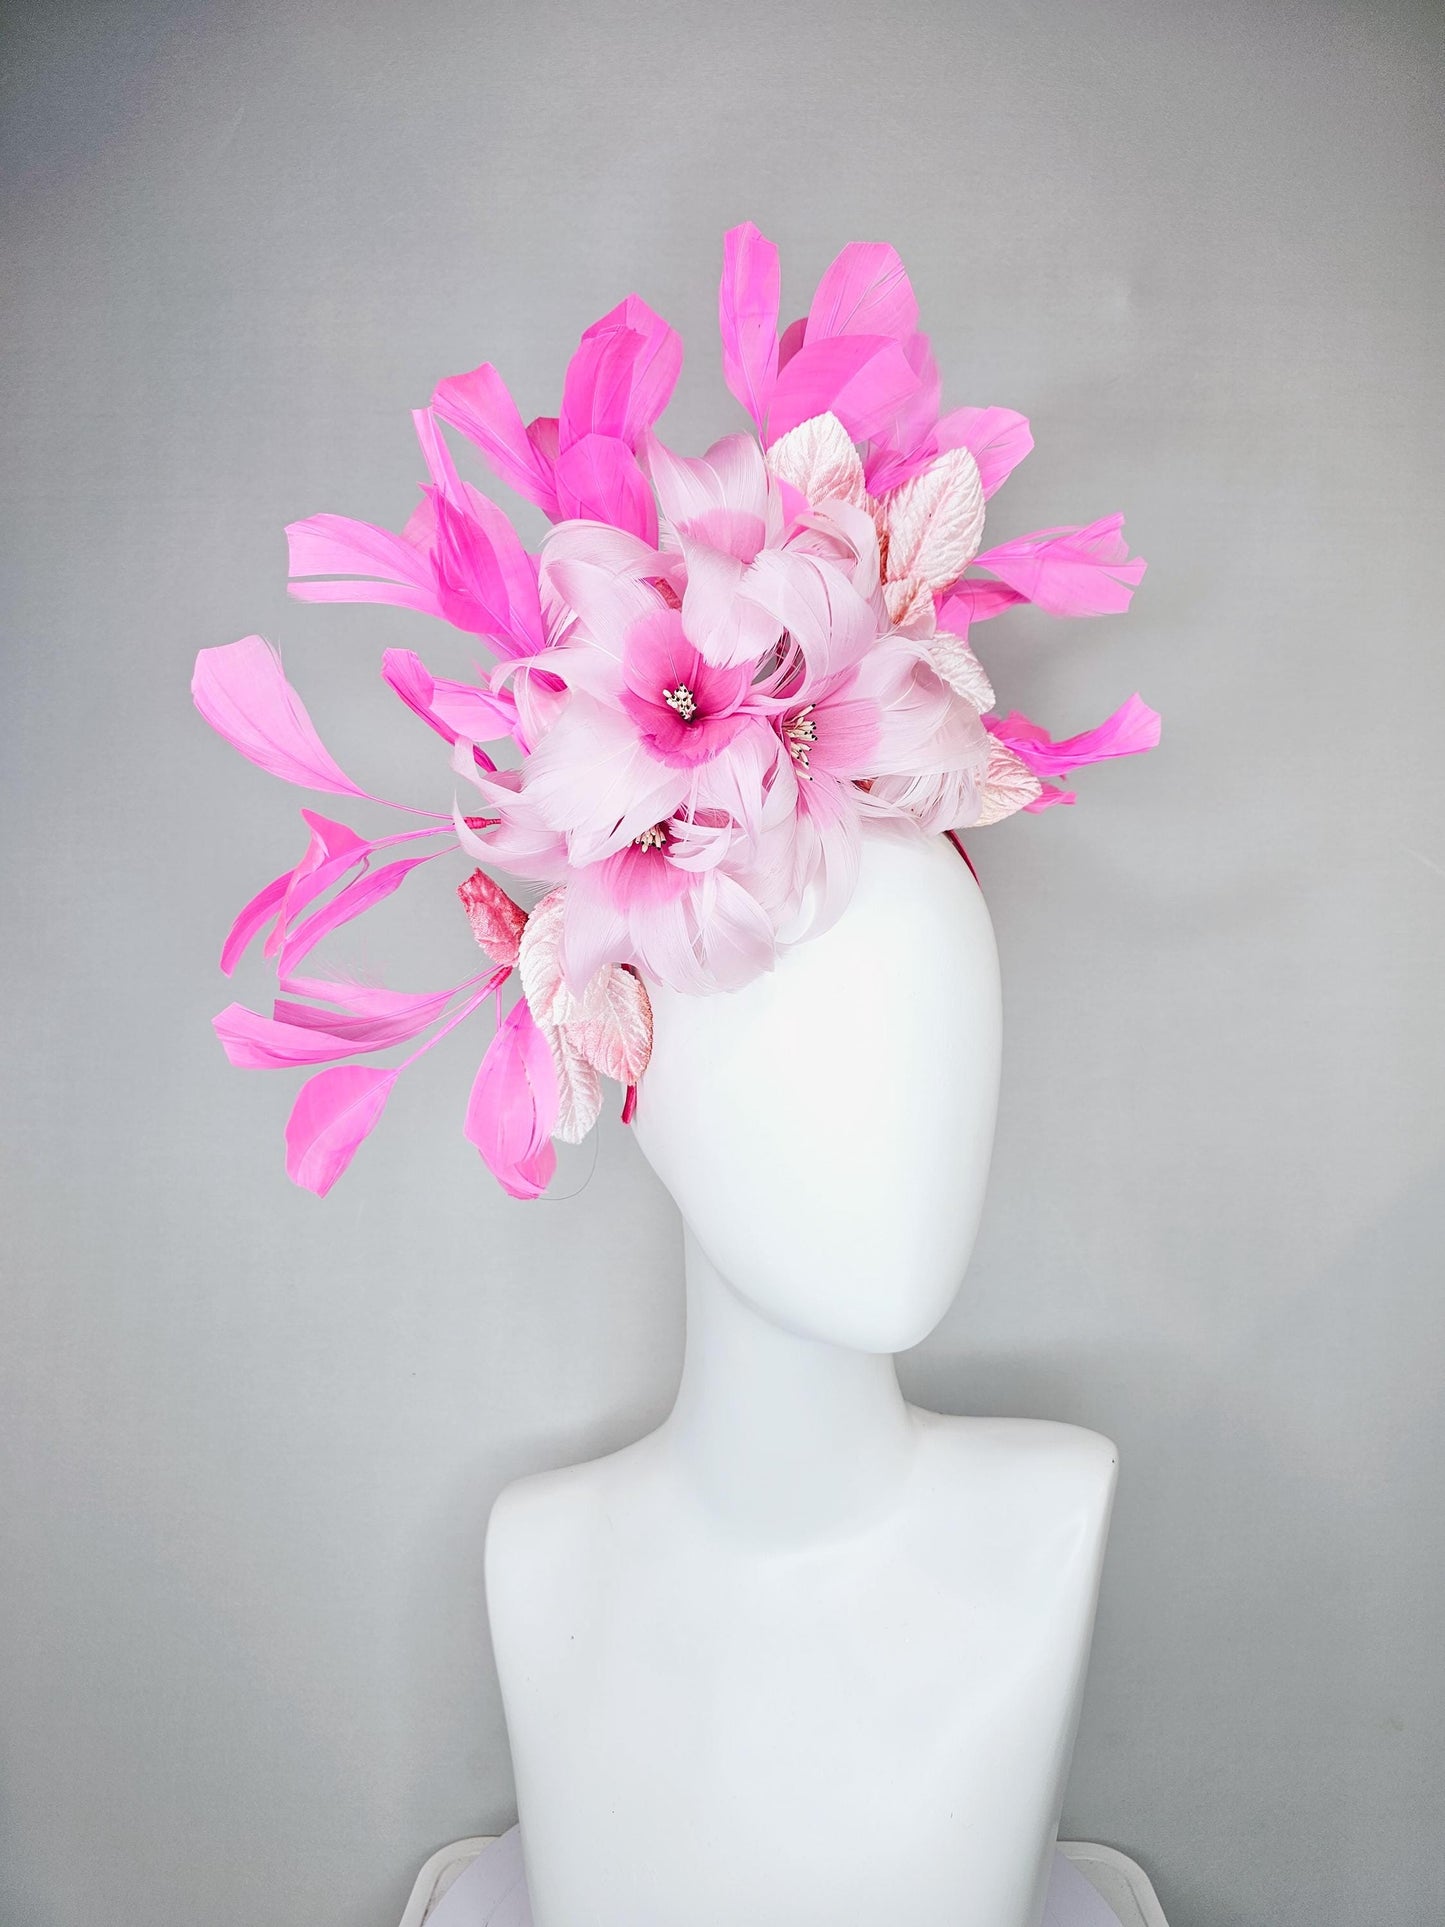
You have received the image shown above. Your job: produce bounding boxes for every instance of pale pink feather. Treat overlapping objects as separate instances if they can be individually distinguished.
[285,1066,400,1197]
[193,637,366,798]
[430,362,560,516]
[986,694,1161,775]
[767,335,921,446]
[806,242,919,344]
[465,996,559,1199]
[718,222,781,430]
[973,515,1146,617]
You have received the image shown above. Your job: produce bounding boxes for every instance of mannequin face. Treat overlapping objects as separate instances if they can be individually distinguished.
[631,825,1001,1353]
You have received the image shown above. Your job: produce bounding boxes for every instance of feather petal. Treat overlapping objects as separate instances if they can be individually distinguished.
[193,637,366,798]
[718,222,781,429]
[554,434,659,544]
[806,243,918,344]
[768,336,921,446]
[430,363,560,516]
[284,1065,400,1197]
[465,996,558,1198]
[973,515,1146,617]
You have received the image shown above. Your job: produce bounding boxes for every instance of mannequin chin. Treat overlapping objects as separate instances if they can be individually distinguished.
[632,823,1001,1354]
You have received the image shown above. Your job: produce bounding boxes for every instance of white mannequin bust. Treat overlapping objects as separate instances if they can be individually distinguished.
[485,823,1117,1927]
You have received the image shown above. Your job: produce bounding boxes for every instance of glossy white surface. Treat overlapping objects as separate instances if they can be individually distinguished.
[485,827,1117,1927]
[399,1831,1168,1927]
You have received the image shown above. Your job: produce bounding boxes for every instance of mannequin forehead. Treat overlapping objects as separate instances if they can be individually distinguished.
[631,828,1001,1350]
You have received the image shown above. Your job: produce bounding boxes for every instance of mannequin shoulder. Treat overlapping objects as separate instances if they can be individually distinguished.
[485,1438,655,1608]
[910,1411,1119,1517]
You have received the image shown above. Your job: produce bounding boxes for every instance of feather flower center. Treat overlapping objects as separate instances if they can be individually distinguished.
[663,683,698,722]
[634,823,669,851]
[784,705,818,776]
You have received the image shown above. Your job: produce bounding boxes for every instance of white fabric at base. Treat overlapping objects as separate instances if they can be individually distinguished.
[425,1826,1123,1927]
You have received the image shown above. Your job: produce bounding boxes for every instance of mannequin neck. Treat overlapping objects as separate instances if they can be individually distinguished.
[664,1231,916,1540]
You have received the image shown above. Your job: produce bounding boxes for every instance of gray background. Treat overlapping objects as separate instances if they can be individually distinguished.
[2,1,1442,1923]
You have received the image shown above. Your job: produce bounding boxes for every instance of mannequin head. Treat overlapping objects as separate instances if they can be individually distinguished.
[631,824,1001,1354]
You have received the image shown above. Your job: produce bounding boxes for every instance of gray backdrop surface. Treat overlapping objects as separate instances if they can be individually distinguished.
[2,2,1442,1924]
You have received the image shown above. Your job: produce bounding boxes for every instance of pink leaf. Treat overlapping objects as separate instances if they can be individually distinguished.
[516,887,568,1025]
[925,634,996,713]
[806,242,918,344]
[430,362,560,516]
[568,967,653,1085]
[975,741,1045,825]
[547,1024,603,1144]
[765,412,867,510]
[719,222,781,430]
[285,1065,400,1197]
[973,515,1146,617]
[878,446,987,595]
[458,869,529,968]
[554,434,659,544]
[192,637,365,797]
[465,996,559,1200]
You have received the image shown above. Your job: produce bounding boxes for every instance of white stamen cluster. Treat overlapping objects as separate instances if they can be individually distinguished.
[785,705,818,776]
[663,684,698,721]
[634,823,668,851]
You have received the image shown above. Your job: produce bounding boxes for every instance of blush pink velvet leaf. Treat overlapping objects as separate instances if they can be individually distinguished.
[458,868,529,968]
[193,637,366,798]
[569,967,653,1085]
[430,362,561,516]
[878,447,987,595]
[547,1026,604,1144]
[465,995,559,1199]
[719,222,781,430]
[284,1065,400,1197]
[973,515,1146,617]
